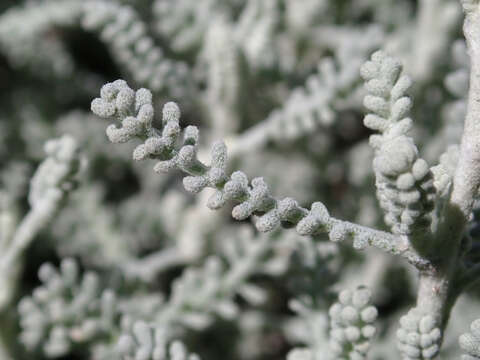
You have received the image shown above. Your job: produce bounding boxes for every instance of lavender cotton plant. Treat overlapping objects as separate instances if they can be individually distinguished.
[2,0,480,359]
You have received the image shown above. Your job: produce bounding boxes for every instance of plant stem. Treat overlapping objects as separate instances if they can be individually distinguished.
[454,5,480,220]
[408,4,480,352]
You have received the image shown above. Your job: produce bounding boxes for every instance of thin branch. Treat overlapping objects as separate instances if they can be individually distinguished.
[91,80,430,269]
[122,247,188,282]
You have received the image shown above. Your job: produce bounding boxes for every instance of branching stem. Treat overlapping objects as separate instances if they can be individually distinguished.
[406,4,480,352]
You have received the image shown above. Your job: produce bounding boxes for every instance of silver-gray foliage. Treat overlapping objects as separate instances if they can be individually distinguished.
[3,1,480,360]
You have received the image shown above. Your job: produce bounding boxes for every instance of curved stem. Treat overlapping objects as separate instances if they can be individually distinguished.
[122,247,188,282]
[0,189,64,272]
[411,0,460,82]
[402,5,480,355]
[454,7,480,221]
